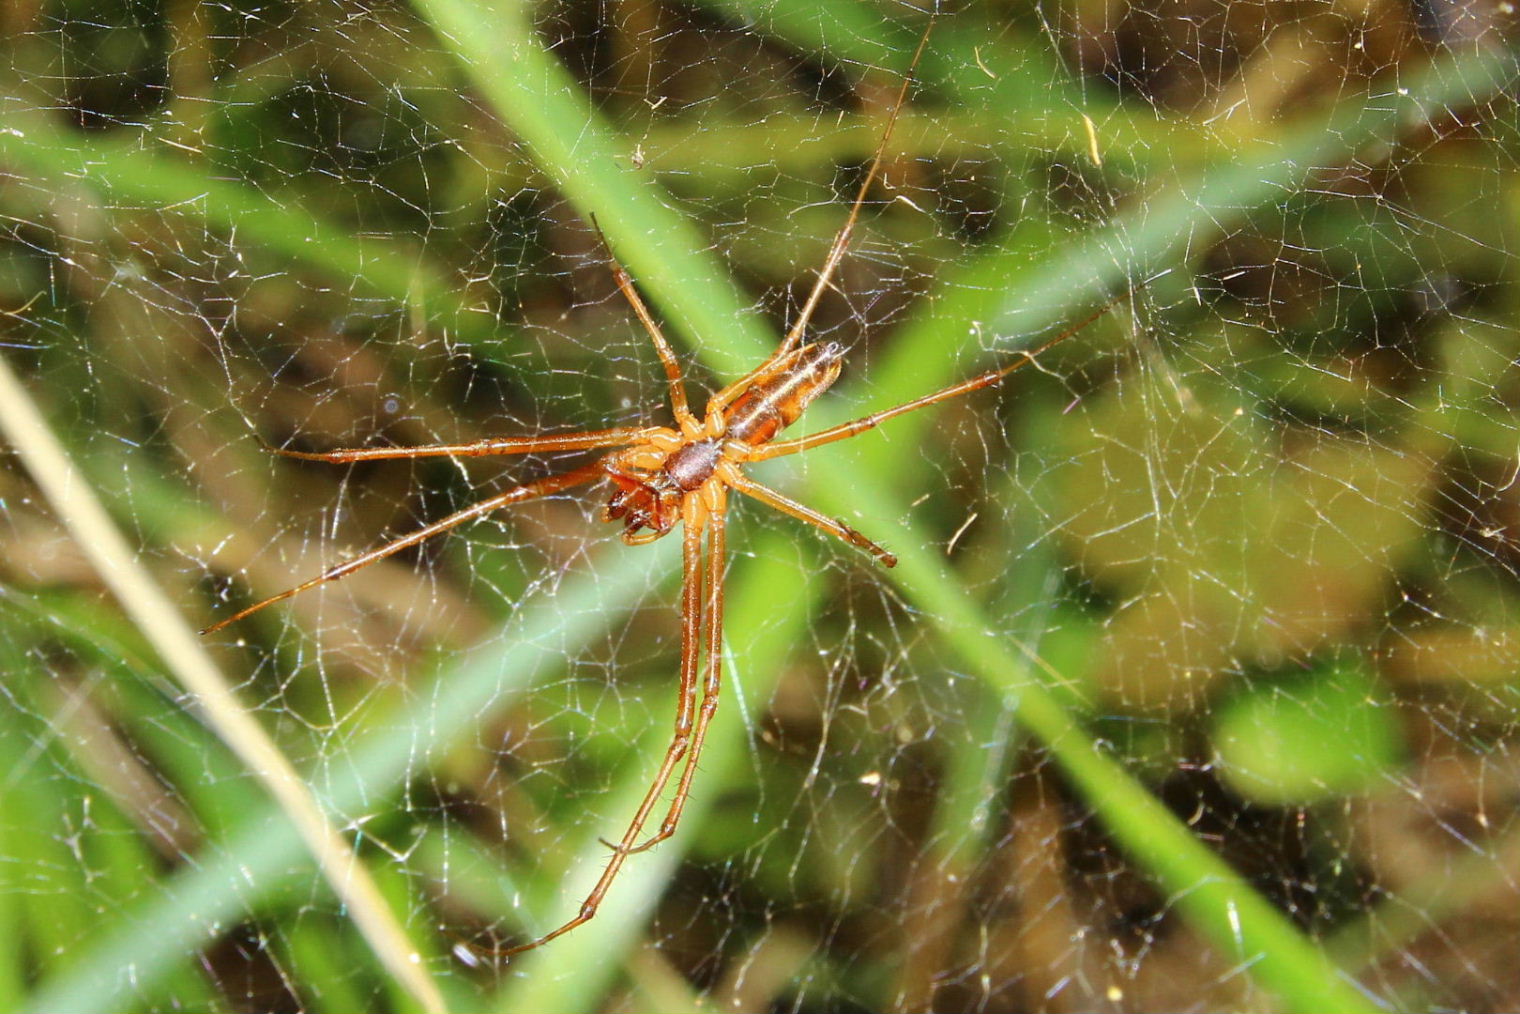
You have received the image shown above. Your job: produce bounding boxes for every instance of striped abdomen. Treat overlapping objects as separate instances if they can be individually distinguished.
[723,342,845,445]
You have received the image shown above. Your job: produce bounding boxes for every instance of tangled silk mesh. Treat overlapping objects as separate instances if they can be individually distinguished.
[2,1,1520,1011]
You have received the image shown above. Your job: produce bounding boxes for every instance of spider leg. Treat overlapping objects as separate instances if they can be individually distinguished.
[748,369,1014,461]
[588,215,698,430]
[751,299,1120,461]
[619,485,728,855]
[775,23,930,356]
[269,427,651,463]
[200,462,605,634]
[608,263,699,432]
[705,20,934,419]
[500,492,712,956]
[726,471,896,568]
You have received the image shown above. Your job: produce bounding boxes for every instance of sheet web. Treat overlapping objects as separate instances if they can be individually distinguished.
[1,0,1518,1011]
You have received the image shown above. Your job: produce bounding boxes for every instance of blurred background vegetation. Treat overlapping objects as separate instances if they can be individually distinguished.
[1,0,1519,1011]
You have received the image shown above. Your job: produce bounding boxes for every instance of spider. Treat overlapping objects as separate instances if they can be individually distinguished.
[202,22,1114,954]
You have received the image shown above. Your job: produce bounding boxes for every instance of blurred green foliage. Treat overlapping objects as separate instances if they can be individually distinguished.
[2,0,1520,1011]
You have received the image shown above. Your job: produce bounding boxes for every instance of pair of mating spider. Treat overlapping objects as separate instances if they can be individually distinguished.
[203,22,1115,954]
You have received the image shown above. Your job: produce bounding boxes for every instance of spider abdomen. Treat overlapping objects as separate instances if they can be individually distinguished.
[723,341,844,445]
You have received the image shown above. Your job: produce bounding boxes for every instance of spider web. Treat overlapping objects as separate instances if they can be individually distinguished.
[1,0,1518,1011]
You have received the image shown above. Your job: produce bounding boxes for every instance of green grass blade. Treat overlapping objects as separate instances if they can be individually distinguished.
[26,532,677,1013]
[492,533,821,1011]
[413,5,1514,1010]
[413,0,775,375]
[0,116,490,347]
[12,1,1514,1008]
